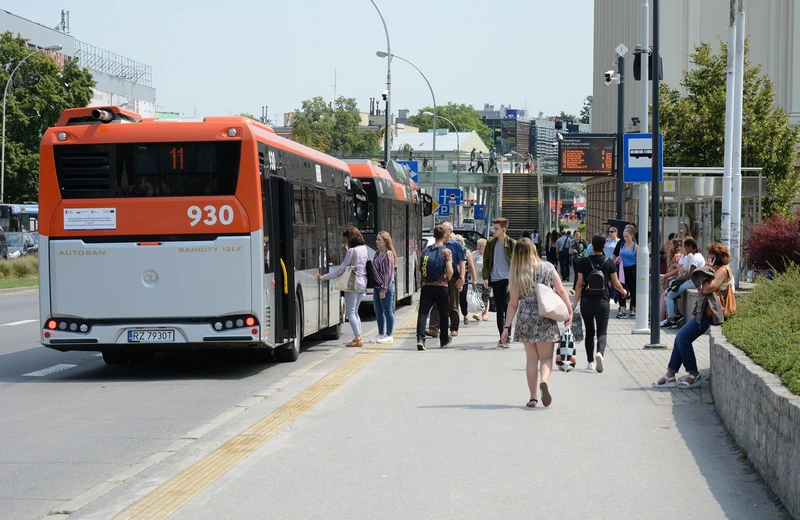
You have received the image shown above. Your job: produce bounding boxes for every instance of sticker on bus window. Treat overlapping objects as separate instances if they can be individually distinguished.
[64,208,117,230]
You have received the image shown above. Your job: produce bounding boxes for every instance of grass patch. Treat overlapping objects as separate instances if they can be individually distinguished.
[0,276,37,289]
[0,255,39,290]
[722,264,800,396]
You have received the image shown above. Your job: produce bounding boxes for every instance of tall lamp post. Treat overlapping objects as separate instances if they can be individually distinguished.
[2,44,62,203]
[370,0,392,166]
[377,52,436,201]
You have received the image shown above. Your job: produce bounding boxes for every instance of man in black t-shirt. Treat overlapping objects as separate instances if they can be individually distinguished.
[571,234,627,373]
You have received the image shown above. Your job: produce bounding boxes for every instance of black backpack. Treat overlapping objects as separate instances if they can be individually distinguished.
[585,256,607,296]
[420,246,445,282]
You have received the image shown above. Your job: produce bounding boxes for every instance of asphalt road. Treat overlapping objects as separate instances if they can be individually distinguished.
[0,288,389,520]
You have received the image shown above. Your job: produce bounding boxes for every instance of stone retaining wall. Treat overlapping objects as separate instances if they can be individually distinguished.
[709,327,800,518]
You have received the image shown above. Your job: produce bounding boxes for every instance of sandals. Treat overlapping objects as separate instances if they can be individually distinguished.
[526,398,538,408]
[651,374,677,388]
[345,338,364,348]
[450,330,459,337]
[472,313,481,321]
[464,316,470,325]
[678,373,703,388]
[482,315,489,321]
[539,381,552,407]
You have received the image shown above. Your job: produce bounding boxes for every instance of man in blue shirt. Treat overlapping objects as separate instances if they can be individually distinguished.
[427,221,466,338]
[488,147,498,173]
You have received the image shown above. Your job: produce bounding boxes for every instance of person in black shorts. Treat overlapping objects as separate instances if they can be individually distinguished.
[571,234,627,373]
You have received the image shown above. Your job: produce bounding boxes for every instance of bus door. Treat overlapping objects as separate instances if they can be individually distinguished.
[314,187,328,329]
[405,204,411,295]
[265,177,297,344]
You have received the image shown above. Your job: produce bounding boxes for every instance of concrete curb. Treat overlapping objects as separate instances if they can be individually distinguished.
[0,285,38,297]
[709,326,800,519]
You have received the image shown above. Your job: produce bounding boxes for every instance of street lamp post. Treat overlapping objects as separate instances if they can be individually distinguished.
[370,0,392,166]
[2,44,62,203]
[377,52,436,202]
[424,111,458,219]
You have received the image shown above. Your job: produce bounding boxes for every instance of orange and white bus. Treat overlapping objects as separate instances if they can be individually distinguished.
[38,106,370,364]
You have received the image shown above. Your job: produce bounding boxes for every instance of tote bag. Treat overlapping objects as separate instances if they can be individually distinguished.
[536,264,570,322]
[334,251,358,292]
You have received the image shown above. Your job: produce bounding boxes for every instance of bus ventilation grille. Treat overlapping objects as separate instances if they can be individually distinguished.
[54,146,114,199]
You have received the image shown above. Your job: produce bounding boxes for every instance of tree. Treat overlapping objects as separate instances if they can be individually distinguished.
[407,103,493,149]
[658,40,800,216]
[237,112,258,121]
[1,32,95,202]
[580,95,592,124]
[290,96,379,157]
[557,111,577,122]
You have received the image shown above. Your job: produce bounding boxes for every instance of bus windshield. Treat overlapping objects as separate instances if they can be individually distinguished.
[53,141,241,198]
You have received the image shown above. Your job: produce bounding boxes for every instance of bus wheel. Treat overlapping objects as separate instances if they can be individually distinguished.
[102,351,129,365]
[276,301,301,363]
[321,321,341,340]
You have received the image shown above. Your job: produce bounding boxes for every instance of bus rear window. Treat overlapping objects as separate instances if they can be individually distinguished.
[54,142,241,198]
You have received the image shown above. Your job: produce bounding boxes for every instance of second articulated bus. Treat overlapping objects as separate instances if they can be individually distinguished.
[38,106,372,364]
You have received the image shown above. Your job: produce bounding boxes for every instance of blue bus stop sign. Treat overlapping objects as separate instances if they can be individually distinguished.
[473,205,486,220]
[623,133,663,183]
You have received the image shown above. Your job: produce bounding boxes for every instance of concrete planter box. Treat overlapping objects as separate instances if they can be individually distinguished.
[709,327,800,518]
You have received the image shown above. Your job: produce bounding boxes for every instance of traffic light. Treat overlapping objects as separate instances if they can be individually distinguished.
[633,51,663,81]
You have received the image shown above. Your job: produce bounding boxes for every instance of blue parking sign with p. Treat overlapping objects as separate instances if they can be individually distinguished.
[438,205,450,217]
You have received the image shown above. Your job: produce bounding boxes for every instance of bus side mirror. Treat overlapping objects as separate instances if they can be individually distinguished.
[354,191,369,221]
[421,193,433,217]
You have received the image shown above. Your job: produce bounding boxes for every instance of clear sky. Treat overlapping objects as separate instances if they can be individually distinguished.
[10,1,594,124]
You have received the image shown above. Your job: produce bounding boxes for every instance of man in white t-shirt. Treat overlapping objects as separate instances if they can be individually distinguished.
[662,237,706,328]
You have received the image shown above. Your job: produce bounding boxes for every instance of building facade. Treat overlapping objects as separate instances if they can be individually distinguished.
[1,9,156,117]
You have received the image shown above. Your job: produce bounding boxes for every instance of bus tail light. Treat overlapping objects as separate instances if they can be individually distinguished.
[137,242,162,246]
[47,320,57,330]
[246,317,255,327]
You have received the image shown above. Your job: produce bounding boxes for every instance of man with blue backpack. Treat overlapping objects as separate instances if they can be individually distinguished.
[416,225,455,350]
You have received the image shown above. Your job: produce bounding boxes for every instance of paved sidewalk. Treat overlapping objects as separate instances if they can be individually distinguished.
[75,304,789,520]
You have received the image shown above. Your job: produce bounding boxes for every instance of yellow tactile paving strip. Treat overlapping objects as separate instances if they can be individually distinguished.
[113,315,416,520]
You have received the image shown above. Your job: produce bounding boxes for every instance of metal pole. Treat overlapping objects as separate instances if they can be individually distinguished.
[730,2,745,289]
[433,114,459,221]
[633,1,651,335]
[385,54,436,213]
[370,0,392,165]
[615,55,625,220]
[721,1,737,251]
[645,0,665,349]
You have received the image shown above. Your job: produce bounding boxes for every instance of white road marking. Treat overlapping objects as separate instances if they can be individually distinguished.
[0,319,38,327]
[23,364,77,377]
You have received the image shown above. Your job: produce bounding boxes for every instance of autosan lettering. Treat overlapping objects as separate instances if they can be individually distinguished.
[178,247,219,253]
[58,250,106,256]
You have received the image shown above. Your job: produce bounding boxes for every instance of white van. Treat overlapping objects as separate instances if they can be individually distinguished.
[461,218,475,231]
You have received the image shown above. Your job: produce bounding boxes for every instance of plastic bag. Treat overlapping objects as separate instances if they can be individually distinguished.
[467,289,485,314]
[571,308,584,342]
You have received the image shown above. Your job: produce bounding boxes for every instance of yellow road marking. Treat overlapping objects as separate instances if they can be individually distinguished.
[113,314,417,520]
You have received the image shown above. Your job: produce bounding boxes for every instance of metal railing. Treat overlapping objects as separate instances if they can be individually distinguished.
[75,40,152,86]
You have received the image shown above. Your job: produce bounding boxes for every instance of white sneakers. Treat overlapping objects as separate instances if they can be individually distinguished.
[369,334,386,343]
[587,362,596,371]
[595,352,604,373]
[377,336,394,344]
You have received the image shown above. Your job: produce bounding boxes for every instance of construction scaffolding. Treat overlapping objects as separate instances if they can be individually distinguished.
[74,40,152,87]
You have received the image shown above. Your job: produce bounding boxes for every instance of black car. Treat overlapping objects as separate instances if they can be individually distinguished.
[5,232,37,259]
[452,229,484,250]
[0,227,7,260]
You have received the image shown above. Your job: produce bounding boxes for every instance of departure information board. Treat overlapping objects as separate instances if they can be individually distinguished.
[558,136,616,176]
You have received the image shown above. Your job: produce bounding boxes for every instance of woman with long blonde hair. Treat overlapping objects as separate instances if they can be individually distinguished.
[501,238,572,408]
[370,231,397,343]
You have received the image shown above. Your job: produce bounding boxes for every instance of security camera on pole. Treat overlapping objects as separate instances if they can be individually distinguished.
[604,43,627,220]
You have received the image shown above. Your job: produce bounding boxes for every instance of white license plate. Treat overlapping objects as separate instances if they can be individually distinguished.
[127,330,175,343]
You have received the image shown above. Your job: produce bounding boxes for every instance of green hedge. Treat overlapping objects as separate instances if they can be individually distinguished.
[722,264,800,395]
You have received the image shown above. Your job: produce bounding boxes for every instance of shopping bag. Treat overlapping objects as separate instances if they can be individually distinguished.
[467,289,485,314]
[571,308,584,342]
[556,327,577,372]
[334,266,357,292]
